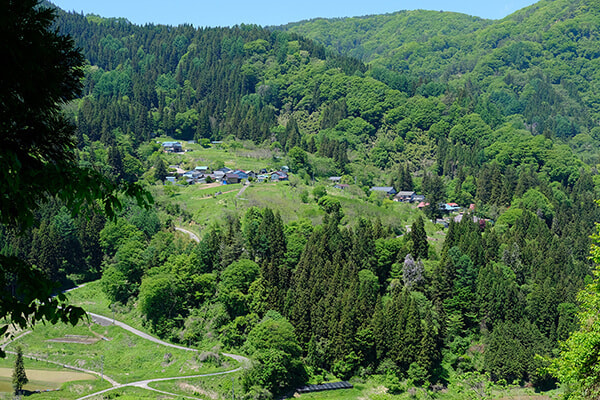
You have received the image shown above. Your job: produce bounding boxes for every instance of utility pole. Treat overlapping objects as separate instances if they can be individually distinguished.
[232,376,235,400]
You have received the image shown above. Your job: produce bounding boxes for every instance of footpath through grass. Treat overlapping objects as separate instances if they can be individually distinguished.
[3,321,236,384]
[66,280,145,332]
[0,353,111,399]
[150,370,244,399]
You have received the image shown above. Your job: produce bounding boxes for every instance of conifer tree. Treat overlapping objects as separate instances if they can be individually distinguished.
[154,157,168,182]
[422,173,445,222]
[410,216,428,260]
[12,345,28,396]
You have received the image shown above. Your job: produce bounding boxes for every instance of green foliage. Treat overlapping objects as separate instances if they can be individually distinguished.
[551,221,600,398]
[0,0,151,345]
[243,313,307,396]
[422,173,445,222]
[12,345,28,395]
[410,216,428,260]
[485,319,550,385]
[16,1,600,395]
[312,185,327,201]
[219,259,260,317]
[138,273,182,336]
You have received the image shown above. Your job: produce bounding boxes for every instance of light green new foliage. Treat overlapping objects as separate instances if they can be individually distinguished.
[551,219,600,399]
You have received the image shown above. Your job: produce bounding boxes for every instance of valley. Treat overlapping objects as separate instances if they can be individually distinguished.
[2,0,600,398]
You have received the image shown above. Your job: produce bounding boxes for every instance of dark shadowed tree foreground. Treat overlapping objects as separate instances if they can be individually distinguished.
[0,0,150,353]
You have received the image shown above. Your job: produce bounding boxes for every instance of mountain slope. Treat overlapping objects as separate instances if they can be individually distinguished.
[279,0,600,133]
[275,10,491,64]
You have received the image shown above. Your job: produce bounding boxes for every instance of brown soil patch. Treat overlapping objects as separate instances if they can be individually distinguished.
[178,382,218,399]
[196,182,222,190]
[47,335,99,345]
[0,367,95,384]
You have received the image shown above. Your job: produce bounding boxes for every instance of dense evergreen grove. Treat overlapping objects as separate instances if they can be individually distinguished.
[4,0,600,397]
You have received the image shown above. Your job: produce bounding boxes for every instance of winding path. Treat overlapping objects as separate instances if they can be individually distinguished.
[236,181,250,198]
[4,309,249,400]
[74,312,249,399]
[174,227,200,243]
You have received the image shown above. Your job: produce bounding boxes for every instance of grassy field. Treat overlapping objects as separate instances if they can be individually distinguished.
[155,178,439,232]
[150,370,244,399]
[0,353,111,399]
[150,140,454,250]
[66,280,146,332]
[159,137,277,172]
[3,320,237,384]
[76,386,178,400]
[0,367,95,392]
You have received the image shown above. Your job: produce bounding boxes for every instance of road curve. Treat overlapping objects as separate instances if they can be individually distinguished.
[76,367,244,400]
[75,312,250,399]
[174,227,200,243]
[89,312,194,352]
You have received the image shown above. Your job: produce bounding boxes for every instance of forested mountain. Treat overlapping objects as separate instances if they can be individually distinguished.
[4,1,600,398]
[280,0,600,138]
[276,10,492,64]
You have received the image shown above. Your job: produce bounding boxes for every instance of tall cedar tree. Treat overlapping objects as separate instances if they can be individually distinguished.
[410,216,428,260]
[422,173,445,222]
[12,345,28,395]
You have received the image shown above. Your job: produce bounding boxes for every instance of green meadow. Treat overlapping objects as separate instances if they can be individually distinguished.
[3,321,237,384]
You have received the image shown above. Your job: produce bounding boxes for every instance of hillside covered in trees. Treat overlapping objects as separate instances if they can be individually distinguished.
[3,0,600,398]
[280,0,600,141]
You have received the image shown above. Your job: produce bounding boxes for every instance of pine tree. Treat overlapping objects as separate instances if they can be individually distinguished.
[12,345,28,395]
[410,216,428,260]
[422,173,445,222]
[154,157,168,182]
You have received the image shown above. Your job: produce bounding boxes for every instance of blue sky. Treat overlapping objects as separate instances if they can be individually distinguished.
[51,0,539,28]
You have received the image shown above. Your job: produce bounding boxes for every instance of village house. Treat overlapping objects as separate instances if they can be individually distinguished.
[334,183,350,190]
[233,170,249,180]
[217,167,233,174]
[256,174,270,183]
[271,171,289,181]
[182,170,203,180]
[370,186,397,196]
[213,170,226,182]
[161,141,182,152]
[393,191,415,202]
[224,173,240,184]
[441,203,461,212]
